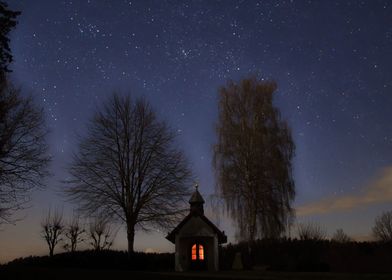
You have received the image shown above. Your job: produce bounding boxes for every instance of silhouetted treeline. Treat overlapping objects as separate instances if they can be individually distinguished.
[219,239,392,273]
[3,240,392,273]
[3,250,174,271]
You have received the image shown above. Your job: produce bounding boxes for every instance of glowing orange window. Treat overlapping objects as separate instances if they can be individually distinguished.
[191,244,197,260]
[198,245,204,260]
[191,244,204,261]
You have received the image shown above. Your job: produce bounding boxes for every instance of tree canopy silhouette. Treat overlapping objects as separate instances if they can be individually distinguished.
[331,228,352,243]
[213,77,295,241]
[0,81,50,224]
[65,93,192,253]
[372,210,392,242]
[0,4,50,225]
[297,222,326,241]
[0,1,20,73]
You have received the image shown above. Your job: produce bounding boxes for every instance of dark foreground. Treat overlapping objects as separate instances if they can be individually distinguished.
[1,267,391,280]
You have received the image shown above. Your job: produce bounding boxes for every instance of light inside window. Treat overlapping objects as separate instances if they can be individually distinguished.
[191,243,205,261]
[191,244,197,260]
[199,244,204,260]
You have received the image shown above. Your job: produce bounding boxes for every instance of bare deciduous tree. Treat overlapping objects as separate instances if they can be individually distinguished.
[41,209,64,257]
[213,77,295,241]
[372,211,392,242]
[331,228,352,243]
[89,215,115,251]
[63,214,85,252]
[297,222,326,241]
[0,79,50,225]
[65,94,192,252]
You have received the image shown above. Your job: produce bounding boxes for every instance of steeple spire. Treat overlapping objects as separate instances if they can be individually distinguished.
[189,183,205,215]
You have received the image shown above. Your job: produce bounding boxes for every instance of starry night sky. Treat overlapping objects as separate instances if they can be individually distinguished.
[1,0,392,262]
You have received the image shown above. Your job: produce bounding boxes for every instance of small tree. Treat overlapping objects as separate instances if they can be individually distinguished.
[372,211,392,242]
[63,214,85,252]
[331,228,351,243]
[89,215,116,251]
[41,209,64,257]
[297,222,326,241]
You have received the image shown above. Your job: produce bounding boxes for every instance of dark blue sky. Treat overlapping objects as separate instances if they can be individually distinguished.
[1,0,392,261]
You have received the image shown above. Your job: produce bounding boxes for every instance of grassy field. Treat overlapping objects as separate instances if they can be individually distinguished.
[1,267,392,280]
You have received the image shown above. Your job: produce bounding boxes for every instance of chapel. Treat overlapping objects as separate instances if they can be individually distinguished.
[166,185,227,271]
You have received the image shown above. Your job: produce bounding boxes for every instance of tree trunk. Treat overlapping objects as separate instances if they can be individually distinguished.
[127,222,135,254]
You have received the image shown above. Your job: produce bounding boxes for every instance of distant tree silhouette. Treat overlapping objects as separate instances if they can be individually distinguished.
[331,228,351,243]
[297,222,326,241]
[0,1,20,73]
[213,77,295,241]
[0,81,50,225]
[65,93,192,253]
[41,209,64,257]
[372,211,392,242]
[89,215,115,251]
[63,213,85,252]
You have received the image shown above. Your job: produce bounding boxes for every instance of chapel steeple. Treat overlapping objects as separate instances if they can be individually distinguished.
[189,184,205,215]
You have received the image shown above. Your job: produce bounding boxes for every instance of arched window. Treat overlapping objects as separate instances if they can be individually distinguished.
[191,244,197,260]
[191,243,204,261]
[198,244,204,260]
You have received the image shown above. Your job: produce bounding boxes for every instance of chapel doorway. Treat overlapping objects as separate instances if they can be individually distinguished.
[189,243,207,270]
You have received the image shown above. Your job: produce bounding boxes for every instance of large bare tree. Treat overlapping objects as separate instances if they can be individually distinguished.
[66,94,192,252]
[0,79,50,224]
[213,77,295,241]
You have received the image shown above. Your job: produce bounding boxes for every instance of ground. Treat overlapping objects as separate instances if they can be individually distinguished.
[0,267,391,280]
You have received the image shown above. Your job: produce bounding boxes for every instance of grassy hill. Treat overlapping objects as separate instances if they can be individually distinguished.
[2,240,392,279]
